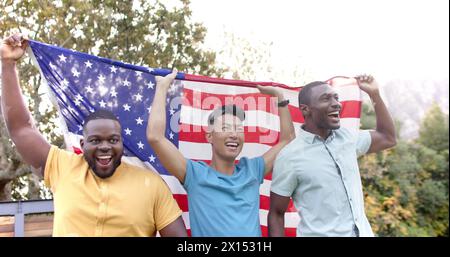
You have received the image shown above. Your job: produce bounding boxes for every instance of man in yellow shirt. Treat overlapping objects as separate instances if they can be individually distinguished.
[1,33,187,237]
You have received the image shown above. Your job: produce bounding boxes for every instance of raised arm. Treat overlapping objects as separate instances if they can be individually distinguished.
[146,69,187,183]
[257,85,295,175]
[355,75,397,153]
[1,34,51,176]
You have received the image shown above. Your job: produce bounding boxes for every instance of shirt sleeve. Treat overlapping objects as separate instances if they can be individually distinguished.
[270,150,297,197]
[356,130,372,157]
[44,145,75,192]
[153,176,183,232]
[251,156,265,184]
[183,159,203,192]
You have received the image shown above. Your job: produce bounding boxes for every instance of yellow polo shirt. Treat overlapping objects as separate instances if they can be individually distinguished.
[44,145,182,237]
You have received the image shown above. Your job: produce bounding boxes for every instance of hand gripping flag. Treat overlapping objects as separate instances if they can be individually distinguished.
[28,40,362,236]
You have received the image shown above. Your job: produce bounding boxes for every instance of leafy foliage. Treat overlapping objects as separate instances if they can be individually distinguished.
[360,102,449,236]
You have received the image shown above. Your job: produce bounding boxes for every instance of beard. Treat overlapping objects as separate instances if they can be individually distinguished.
[316,115,340,130]
[85,156,122,179]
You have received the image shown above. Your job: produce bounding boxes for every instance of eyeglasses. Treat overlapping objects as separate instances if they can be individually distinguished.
[216,126,245,133]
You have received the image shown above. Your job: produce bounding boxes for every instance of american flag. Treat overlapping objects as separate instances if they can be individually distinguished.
[28,40,362,236]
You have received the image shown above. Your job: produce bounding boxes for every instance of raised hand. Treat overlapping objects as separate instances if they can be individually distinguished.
[256,85,283,98]
[1,33,28,63]
[355,74,380,97]
[155,68,178,91]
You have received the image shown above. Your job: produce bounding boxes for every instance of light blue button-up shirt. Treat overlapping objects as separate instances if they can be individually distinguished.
[271,126,374,237]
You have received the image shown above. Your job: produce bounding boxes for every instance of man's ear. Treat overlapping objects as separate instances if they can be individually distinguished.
[299,104,310,117]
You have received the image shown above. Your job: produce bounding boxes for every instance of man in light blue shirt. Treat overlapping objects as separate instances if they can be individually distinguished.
[268,75,397,237]
[146,69,295,236]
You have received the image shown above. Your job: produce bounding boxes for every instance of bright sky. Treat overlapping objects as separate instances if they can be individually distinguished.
[189,0,449,84]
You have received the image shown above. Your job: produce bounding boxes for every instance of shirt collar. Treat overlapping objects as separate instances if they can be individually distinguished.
[299,125,336,144]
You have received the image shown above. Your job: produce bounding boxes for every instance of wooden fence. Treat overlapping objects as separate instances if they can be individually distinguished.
[0,200,53,237]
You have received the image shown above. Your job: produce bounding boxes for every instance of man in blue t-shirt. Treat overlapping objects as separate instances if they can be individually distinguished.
[146,69,295,236]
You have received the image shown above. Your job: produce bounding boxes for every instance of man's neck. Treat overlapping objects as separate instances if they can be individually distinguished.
[302,123,331,140]
[210,155,235,175]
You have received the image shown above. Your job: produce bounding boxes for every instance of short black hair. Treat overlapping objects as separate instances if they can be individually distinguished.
[83,109,120,132]
[298,81,328,106]
[208,105,245,125]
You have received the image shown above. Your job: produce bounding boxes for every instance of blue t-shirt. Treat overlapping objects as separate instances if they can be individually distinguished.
[184,157,265,237]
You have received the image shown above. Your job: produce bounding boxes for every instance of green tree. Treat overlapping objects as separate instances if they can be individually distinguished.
[360,101,449,236]
[417,102,449,153]
[360,101,402,139]
[416,179,449,236]
[415,103,449,236]
[361,142,420,236]
[360,102,376,130]
[0,0,221,201]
